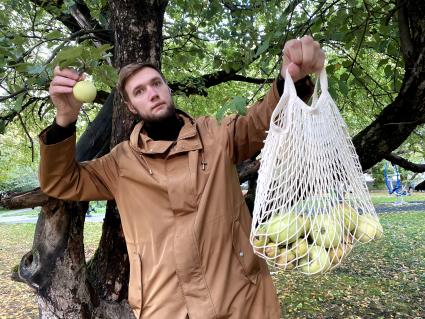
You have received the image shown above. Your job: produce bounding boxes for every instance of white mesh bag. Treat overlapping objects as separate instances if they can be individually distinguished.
[250,68,383,275]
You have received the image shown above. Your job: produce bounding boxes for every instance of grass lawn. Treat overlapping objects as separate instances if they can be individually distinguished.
[370,189,425,205]
[0,211,424,318]
[274,211,425,318]
[0,223,102,318]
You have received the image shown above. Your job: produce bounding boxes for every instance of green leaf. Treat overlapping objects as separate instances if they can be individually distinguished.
[54,46,83,68]
[229,96,248,115]
[14,93,25,112]
[46,30,63,40]
[215,103,229,122]
[256,39,270,57]
[91,64,118,87]
[26,64,45,75]
[338,80,349,96]
[14,63,32,72]
[384,65,393,78]
[378,58,390,68]
[12,36,25,46]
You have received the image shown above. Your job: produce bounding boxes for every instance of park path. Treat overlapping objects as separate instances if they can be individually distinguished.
[2,201,425,224]
[0,212,105,224]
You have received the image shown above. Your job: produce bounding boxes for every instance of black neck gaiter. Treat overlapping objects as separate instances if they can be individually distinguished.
[144,112,184,141]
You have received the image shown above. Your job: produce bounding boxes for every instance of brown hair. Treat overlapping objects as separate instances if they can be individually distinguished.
[116,62,167,102]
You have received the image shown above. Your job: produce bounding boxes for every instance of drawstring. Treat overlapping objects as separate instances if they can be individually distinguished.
[140,153,153,175]
[197,127,207,171]
[201,152,207,171]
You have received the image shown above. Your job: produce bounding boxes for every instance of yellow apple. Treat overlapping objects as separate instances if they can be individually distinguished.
[73,80,97,103]
[252,235,268,254]
[328,246,344,265]
[341,203,359,234]
[310,214,343,248]
[299,245,331,275]
[290,237,309,258]
[354,214,383,243]
[275,249,296,268]
[267,212,303,245]
[299,214,311,235]
[265,245,279,258]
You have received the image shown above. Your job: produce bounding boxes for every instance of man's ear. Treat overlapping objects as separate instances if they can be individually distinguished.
[125,101,138,115]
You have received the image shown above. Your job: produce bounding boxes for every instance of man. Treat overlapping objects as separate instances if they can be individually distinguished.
[40,36,325,319]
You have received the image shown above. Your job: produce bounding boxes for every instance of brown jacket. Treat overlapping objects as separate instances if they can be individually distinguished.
[39,82,282,319]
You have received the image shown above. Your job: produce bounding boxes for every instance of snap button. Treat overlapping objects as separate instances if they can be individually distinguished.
[239,251,244,257]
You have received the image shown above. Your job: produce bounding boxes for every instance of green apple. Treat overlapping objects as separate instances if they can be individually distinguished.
[299,214,311,236]
[310,214,343,248]
[73,80,97,103]
[275,249,296,268]
[252,235,268,254]
[366,215,383,239]
[267,212,303,245]
[299,245,331,275]
[290,237,309,258]
[337,203,359,234]
[354,214,383,243]
[328,246,344,265]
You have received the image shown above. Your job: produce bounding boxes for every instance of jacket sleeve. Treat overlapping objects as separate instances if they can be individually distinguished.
[222,81,281,164]
[38,128,118,201]
[222,76,314,164]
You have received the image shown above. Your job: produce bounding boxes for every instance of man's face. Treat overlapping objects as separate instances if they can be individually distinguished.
[124,67,174,122]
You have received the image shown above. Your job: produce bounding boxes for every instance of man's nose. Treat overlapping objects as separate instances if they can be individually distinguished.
[147,86,159,100]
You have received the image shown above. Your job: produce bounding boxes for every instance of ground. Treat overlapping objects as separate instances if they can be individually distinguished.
[0,191,424,318]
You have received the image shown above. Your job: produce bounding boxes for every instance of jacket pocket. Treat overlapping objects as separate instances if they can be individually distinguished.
[231,218,261,284]
[128,253,143,318]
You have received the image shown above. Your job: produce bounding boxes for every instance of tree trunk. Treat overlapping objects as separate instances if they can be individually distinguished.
[15,1,169,318]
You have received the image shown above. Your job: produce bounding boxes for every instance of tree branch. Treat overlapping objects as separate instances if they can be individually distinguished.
[384,153,425,173]
[0,188,49,210]
[30,0,111,45]
[0,88,27,102]
[17,113,34,162]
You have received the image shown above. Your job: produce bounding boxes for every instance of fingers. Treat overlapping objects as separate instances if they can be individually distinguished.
[53,66,80,80]
[299,36,317,70]
[283,39,303,65]
[49,66,84,95]
[280,35,325,81]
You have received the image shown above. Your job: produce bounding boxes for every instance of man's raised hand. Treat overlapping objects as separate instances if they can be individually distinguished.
[49,66,84,127]
[280,36,325,82]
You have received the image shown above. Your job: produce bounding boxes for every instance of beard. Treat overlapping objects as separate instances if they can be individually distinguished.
[139,100,176,124]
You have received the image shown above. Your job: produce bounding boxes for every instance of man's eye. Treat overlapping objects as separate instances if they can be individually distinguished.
[135,89,144,96]
[154,81,161,87]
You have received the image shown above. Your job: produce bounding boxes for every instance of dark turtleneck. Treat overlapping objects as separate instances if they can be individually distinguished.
[143,111,184,141]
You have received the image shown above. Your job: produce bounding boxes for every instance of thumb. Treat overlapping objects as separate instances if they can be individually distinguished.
[78,73,87,81]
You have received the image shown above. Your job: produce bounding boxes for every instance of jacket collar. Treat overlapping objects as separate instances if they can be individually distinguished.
[129,109,202,155]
